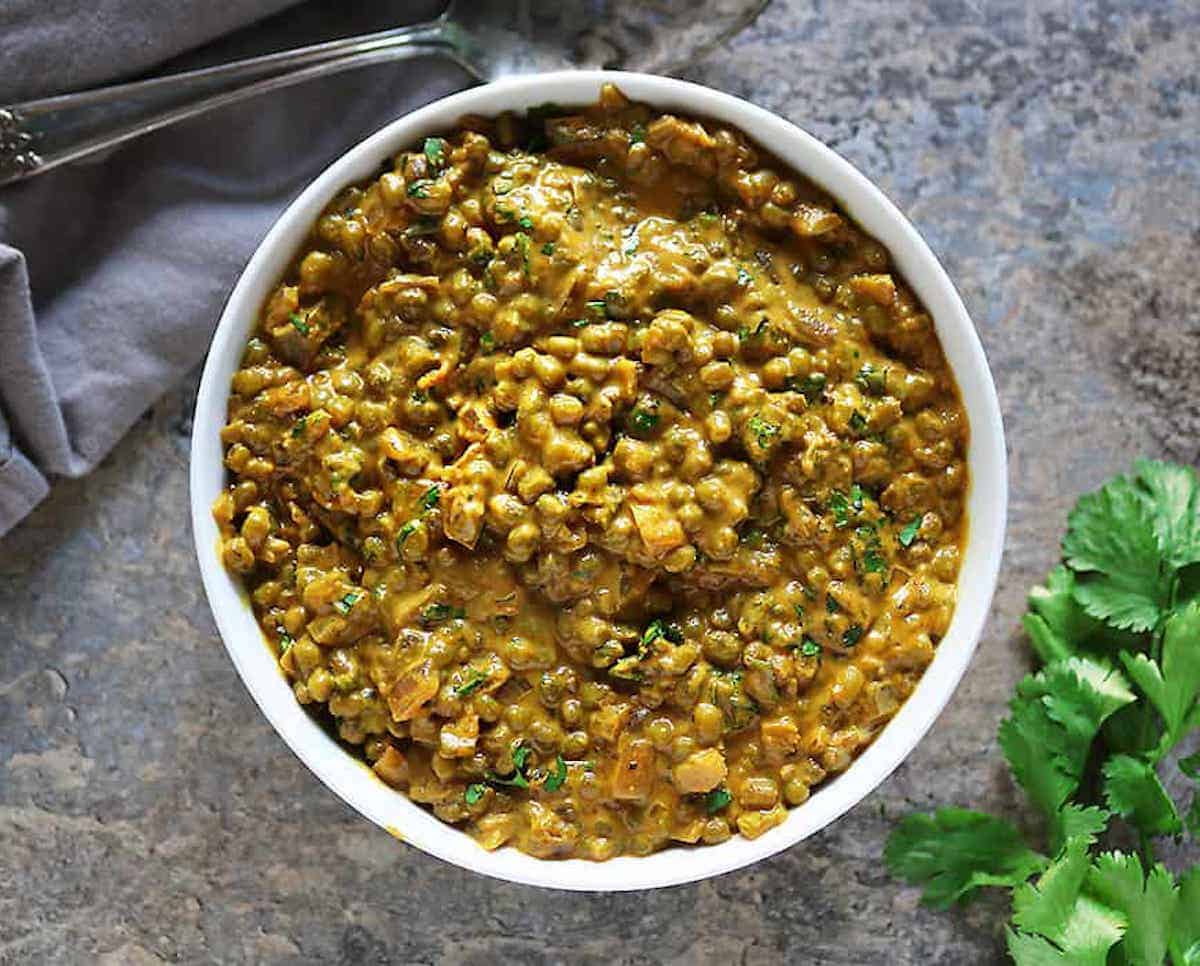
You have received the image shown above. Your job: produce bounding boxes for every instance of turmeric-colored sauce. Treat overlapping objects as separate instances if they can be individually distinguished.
[214,85,968,859]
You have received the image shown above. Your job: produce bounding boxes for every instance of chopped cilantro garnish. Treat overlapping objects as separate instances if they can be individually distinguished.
[829,491,852,528]
[747,414,780,449]
[541,242,555,255]
[276,629,294,655]
[849,410,869,433]
[799,638,822,658]
[333,590,364,615]
[629,122,646,144]
[791,371,827,403]
[706,787,733,814]
[489,743,532,789]
[517,216,534,231]
[291,415,307,439]
[288,312,309,336]
[864,548,888,574]
[842,625,863,647]
[641,618,683,653]
[480,331,495,351]
[407,179,432,198]
[454,669,488,697]
[899,517,922,547]
[543,755,568,792]
[627,405,660,437]
[464,783,487,805]
[421,603,466,625]
[422,136,446,169]
[569,318,589,328]
[420,485,441,510]
[396,520,418,546]
[856,363,888,395]
[826,595,840,615]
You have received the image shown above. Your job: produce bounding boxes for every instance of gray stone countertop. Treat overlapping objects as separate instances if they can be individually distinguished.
[3,2,1198,962]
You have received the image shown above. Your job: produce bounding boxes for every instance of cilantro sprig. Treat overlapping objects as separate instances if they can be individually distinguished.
[885,460,1200,964]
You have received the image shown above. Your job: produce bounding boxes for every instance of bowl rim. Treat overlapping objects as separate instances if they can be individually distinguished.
[190,69,1007,892]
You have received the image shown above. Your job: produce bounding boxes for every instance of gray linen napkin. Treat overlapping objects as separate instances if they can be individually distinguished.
[0,0,464,536]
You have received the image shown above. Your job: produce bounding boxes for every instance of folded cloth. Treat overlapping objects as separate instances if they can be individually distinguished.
[0,0,464,537]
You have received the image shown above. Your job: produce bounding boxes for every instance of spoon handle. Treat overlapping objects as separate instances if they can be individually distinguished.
[0,20,458,187]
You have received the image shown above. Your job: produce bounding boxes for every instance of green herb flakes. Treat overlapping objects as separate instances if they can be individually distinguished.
[706,787,733,814]
[899,517,922,547]
[421,603,466,625]
[396,520,418,546]
[627,405,660,437]
[333,590,364,615]
[423,137,446,169]
[543,755,568,792]
[454,669,488,697]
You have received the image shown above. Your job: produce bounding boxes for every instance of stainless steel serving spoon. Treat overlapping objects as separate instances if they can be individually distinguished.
[0,0,769,186]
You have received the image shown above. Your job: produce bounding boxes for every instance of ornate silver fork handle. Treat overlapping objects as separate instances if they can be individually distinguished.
[0,19,456,187]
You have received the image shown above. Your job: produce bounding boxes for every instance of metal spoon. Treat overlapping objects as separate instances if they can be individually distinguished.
[0,0,769,187]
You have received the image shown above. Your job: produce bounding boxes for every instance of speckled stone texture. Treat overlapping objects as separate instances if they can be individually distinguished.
[3,2,1199,963]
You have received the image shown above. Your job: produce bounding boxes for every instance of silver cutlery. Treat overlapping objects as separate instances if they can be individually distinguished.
[0,0,769,186]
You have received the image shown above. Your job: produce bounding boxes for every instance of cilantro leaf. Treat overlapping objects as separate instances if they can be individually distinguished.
[1025,565,1138,663]
[490,744,532,789]
[898,516,921,548]
[883,808,1047,909]
[1063,473,1171,632]
[1170,867,1200,966]
[1134,458,1200,569]
[1054,804,1109,846]
[999,658,1135,828]
[1102,754,1182,837]
[1008,838,1126,966]
[464,782,487,805]
[1120,599,1200,754]
[1087,851,1177,966]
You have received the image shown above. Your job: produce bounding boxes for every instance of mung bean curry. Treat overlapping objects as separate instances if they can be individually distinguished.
[215,85,969,860]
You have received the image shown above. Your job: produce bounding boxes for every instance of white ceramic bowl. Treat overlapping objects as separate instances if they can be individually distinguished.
[190,70,1006,891]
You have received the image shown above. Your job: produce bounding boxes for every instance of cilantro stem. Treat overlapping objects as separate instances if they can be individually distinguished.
[1138,828,1156,868]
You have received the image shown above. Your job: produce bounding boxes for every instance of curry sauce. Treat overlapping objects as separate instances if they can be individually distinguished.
[214,85,969,859]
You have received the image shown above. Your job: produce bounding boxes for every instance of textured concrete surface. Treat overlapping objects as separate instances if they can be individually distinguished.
[3,2,1200,963]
